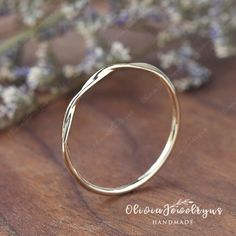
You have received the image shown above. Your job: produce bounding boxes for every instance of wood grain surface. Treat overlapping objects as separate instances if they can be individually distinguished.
[0,10,236,234]
[0,55,236,236]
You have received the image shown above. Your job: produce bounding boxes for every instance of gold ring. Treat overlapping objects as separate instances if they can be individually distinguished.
[62,63,180,195]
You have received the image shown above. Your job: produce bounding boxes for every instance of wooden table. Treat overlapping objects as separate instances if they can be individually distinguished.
[0,50,236,235]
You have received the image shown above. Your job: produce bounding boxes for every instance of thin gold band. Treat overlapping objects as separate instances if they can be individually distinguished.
[62,63,180,195]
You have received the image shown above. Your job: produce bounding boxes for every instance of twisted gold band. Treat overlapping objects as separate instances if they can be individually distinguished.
[62,63,180,195]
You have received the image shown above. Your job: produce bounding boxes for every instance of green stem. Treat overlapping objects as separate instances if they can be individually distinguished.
[0,11,64,55]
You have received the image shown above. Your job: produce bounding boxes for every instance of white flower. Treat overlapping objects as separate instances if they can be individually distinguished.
[158,51,177,69]
[61,4,76,20]
[62,0,88,20]
[213,38,233,58]
[2,86,22,104]
[2,86,32,105]
[94,47,105,58]
[107,42,131,63]
[0,86,33,119]
[27,66,54,90]
[76,16,106,48]
[5,103,17,119]
[63,65,79,78]
[19,0,44,26]
[127,0,153,20]
[76,19,103,35]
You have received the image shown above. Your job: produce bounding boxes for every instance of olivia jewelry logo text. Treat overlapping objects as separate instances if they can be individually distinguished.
[125,199,223,225]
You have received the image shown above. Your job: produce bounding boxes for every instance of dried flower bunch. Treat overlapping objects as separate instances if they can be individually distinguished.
[0,0,235,130]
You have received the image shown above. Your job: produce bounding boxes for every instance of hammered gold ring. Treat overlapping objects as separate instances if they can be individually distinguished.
[62,63,180,195]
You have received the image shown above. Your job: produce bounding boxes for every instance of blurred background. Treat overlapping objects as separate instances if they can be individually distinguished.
[0,0,235,130]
